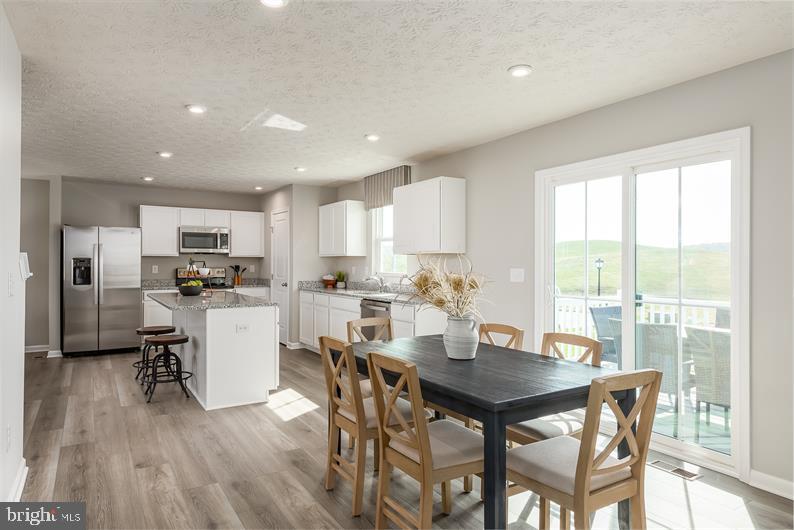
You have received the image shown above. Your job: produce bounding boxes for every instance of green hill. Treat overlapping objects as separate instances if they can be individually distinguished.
[555,240,730,301]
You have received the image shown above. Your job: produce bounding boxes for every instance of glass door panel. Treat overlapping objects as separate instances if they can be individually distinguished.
[635,159,732,455]
[553,176,622,366]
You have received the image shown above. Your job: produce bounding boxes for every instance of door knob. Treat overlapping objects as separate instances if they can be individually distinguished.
[281,282,288,287]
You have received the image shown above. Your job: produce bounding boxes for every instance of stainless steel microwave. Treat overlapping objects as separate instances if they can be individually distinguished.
[179,226,230,254]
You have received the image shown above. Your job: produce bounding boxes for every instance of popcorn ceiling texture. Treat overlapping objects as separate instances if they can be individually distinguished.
[6,1,791,192]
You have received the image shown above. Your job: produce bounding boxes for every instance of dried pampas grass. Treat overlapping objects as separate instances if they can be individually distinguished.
[409,254,485,319]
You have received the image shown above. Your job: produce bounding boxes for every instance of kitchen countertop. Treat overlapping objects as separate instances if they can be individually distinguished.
[298,285,423,306]
[149,292,278,311]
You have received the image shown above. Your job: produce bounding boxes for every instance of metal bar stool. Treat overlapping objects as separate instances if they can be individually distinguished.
[142,334,193,403]
[134,326,176,383]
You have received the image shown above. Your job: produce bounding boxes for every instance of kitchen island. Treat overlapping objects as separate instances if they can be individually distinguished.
[148,291,279,410]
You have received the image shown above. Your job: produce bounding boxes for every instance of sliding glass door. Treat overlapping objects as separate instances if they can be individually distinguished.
[635,158,732,455]
[553,176,622,369]
[538,129,748,471]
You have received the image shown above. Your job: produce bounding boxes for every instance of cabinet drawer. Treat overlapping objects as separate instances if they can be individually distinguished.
[391,303,415,323]
[313,294,330,307]
[330,295,361,313]
[299,291,314,304]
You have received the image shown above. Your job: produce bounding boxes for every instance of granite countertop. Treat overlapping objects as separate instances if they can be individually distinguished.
[148,292,278,311]
[142,278,270,290]
[297,283,423,306]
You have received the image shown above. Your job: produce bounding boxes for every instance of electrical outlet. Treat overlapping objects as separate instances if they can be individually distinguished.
[250,264,256,273]
[236,323,250,334]
[8,273,14,297]
[151,265,159,274]
[509,268,525,283]
[6,425,10,452]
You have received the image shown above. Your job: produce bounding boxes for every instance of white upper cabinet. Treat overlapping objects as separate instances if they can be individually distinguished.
[394,176,466,254]
[318,200,366,257]
[230,210,265,257]
[178,208,205,227]
[140,205,179,256]
[204,209,231,227]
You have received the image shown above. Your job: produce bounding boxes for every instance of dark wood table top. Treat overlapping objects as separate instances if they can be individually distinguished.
[350,335,617,413]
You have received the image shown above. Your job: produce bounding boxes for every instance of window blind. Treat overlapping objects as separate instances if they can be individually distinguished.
[363,165,411,210]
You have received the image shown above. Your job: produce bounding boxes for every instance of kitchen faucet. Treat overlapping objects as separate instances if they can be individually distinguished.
[365,274,389,292]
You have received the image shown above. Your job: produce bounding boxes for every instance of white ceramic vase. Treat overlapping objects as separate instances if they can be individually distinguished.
[443,316,479,360]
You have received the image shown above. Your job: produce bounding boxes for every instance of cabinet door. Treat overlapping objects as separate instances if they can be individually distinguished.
[331,202,347,255]
[412,179,441,252]
[179,208,205,227]
[140,205,179,256]
[230,211,265,257]
[143,300,174,329]
[204,209,231,227]
[330,307,358,342]
[393,185,415,255]
[299,301,314,345]
[415,306,448,336]
[318,204,334,256]
[313,305,329,347]
[393,319,414,339]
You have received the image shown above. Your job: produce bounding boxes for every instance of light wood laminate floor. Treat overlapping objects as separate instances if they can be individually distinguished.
[22,347,793,529]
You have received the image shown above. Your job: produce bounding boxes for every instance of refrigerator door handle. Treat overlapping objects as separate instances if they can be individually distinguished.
[92,243,99,305]
[98,243,104,304]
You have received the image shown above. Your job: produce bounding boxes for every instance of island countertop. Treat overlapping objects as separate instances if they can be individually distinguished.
[149,291,278,311]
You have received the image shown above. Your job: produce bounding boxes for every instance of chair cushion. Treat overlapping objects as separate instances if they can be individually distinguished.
[389,419,483,470]
[507,435,632,496]
[359,378,373,398]
[338,396,418,429]
[509,413,584,440]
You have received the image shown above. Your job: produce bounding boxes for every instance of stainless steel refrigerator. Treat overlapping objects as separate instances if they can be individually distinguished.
[62,226,142,354]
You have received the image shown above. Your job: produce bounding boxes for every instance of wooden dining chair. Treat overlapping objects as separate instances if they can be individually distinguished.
[507,332,603,446]
[347,316,394,343]
[507,369,662,530]
[479,323,525,349]
[367,351,485,529]
[320,336,418,516]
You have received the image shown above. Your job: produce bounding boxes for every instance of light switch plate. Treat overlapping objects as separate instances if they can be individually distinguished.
[509,268,525,283]
[250,264,256,273]
[151,265,159,274]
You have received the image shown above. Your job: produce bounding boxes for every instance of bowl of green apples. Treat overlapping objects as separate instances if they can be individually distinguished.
[178,280,204,296]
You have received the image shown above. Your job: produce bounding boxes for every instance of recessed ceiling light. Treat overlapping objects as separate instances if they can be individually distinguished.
[186,104,206,114]
[142,177,154,182]
[294,166,307,172]
[507,64,533,78]
[260,0,288,7]
[254,186,264,191]
[157,151,173,158]
[365,134,380,142]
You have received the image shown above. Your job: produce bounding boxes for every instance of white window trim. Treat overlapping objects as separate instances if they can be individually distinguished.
[534,127,751,482]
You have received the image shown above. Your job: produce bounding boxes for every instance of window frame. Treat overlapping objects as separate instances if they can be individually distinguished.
[371,205,407,278]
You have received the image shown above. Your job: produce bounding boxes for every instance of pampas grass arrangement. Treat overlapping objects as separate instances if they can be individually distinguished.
[409,254,485,319]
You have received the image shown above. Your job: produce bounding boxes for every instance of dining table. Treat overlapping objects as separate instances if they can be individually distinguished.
[346,334,635,530]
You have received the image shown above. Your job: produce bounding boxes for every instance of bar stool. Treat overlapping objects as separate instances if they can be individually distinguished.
[134,326,176,383]
[142,334,193,403]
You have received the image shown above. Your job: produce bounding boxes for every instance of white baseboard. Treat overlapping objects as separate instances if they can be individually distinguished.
[285,341,303,350]
[749,470,794,500]
[7,458,27,501]
[24,344,49,353]
[46,350,62,358]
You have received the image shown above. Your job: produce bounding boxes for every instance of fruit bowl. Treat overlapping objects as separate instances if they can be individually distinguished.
[178,284,203,296]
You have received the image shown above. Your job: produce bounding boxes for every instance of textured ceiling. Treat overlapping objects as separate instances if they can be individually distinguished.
[5,1,792,193]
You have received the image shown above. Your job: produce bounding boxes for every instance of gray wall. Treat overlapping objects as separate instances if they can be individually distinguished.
[61,178,266,280]
[20,179,49,347]
[346,51,790,482]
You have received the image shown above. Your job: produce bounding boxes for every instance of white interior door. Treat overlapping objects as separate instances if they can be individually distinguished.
[271,210,290,344]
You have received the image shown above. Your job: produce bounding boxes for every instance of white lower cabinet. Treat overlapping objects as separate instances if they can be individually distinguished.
[234,286,270,299]
[299,291,447,350]
[299,292,314,345]
[142,290,179,340]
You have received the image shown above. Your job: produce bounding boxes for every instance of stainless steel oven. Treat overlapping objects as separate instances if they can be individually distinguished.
[179,226,230,254]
